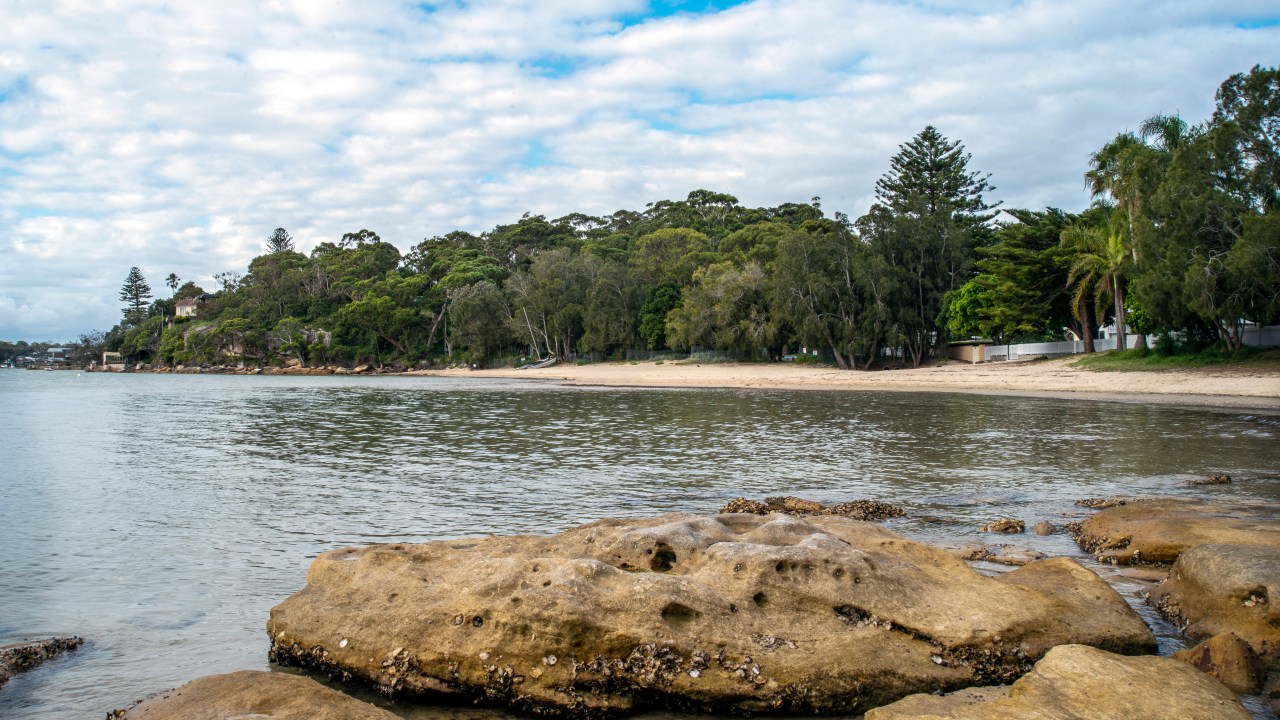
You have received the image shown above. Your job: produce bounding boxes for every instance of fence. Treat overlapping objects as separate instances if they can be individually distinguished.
[962,324,1280,363]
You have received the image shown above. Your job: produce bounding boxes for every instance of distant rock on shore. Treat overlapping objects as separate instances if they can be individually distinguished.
[268,512,1153,717]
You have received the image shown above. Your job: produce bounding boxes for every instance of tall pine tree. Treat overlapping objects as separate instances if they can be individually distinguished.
[119,267,153,320]
[858,126,998,365]
[266,227,294,254]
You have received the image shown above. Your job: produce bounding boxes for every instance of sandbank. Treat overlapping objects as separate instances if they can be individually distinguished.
[414,356,1280,410]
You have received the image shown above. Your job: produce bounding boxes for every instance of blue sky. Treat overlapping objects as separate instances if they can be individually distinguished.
[1,0,1278,340]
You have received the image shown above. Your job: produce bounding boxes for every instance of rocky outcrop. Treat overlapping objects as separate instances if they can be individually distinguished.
[1152,543,1280,671]
[1068,498,1280,565]
[109,670,398,719]
[0,636,83,688]
[269,513,1154,717]
[864,644,1250,719]
[720,496,905,520]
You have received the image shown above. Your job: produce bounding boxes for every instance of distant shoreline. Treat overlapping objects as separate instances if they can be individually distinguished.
[411,356,1280,411]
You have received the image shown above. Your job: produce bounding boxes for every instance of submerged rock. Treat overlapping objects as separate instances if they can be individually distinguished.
[109,670,397,719]
[0,636,83,688]
[1068,498,1280,565]
[720,496,906,520]
[864,644,1250,720]
[950,544,1046,567]
[1152,543,1280,671]
[269,513,1154,717]
[1187,473,1231,486]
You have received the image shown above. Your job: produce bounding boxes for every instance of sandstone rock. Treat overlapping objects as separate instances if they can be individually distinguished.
[269,513,1154,717]
[110,670,397,719]
[1172,632,1263,693]
[1032,521,1055,536]
[352,364,372,374]
[0,636,83,687]
[864,644,1250,720]
[720,496,905,520]
[1152,543,1280,669]
[950,544,1046,567]
[1069,498,1280,565]
[978,518,1024,534]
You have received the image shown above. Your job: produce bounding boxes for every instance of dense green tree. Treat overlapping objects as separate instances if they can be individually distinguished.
[638,283,682,350]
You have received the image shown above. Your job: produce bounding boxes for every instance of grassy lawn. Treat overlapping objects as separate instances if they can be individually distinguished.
[1072,346,1280,371]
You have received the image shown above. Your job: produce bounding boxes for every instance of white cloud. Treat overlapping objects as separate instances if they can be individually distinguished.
[0,0,1277,338]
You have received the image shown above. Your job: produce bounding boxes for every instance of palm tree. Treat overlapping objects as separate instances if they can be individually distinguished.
[166,273,181,297]
[1061,214,1129,351]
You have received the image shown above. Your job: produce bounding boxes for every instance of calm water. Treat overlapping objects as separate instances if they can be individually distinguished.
[1,370,1278,719]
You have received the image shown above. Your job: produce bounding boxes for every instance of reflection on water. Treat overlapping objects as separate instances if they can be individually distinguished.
[1,371,1278,719]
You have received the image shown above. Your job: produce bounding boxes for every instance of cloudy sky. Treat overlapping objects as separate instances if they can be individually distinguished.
[1,1,1277,340]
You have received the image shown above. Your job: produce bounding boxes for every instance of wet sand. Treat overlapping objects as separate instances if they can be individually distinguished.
[415,357,1280,410]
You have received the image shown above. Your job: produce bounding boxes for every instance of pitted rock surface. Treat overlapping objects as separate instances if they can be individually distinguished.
[864,644,1250,719]
[269,513,1153,717]
[1069,498,1280,565]
[111,670,397,719]
[1152,543,1280,670]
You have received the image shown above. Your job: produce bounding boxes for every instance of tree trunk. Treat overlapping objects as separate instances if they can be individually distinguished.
[1113,275,1127,351]
[1081,305,1095,354]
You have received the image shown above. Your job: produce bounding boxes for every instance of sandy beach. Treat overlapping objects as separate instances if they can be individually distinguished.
[417,357,1280,409]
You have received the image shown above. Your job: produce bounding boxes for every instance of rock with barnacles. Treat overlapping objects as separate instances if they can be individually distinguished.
[720,496,905,520]
[864,644,1250,719]
[1068,498,1280,565]
[0,636,83,688]
[109,670,398,719]
[978,518,1024,534]
[269,513,1154,717]
[1152,543,1280,672]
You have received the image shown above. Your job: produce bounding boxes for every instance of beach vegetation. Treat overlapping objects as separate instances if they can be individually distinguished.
[93,66,1278,371]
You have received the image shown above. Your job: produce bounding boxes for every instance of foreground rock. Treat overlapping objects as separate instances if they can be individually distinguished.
[1152,543,1280,671]
[110,670,397,719]
[864,644,1250,719]
[0,636,83,688]
[1172,632,1264,693]
[1068,498,1280,565]
[270,513,1154,717]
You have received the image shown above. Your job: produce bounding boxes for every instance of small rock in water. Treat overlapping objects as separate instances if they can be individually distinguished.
[1187,474,1231,486]
[979,518,1025,534]
[1032,521,1055,536]
[0,636,84,688]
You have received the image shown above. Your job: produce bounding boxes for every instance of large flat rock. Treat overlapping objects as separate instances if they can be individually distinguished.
[864,644,1250,719]
[1069,498,1280,565]
[1152,543,1280,669]
[268,513,1154,717]
[111,670,397,719]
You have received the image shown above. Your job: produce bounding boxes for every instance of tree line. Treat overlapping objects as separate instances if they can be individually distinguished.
[99,65,1277,370]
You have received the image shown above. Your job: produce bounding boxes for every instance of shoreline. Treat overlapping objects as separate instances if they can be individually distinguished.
[411,356,1280,411]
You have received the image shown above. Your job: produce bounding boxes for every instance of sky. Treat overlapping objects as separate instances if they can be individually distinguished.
[1,1,1277,341]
